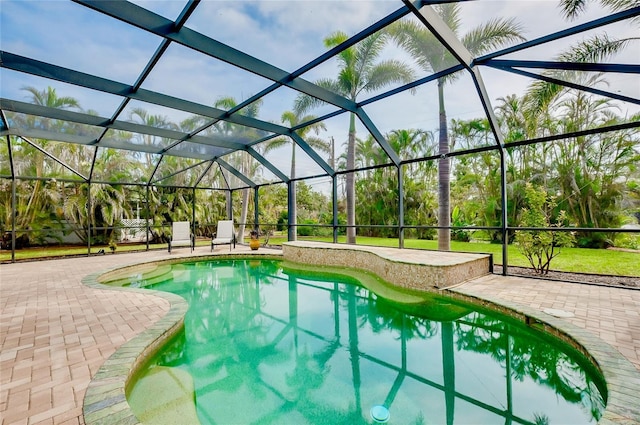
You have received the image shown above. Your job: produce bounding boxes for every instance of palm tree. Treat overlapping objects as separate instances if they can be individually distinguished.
[354,135,384,172]
[389,128,434,163]
[521,1,638,247]
[263,111,328,240]
[21,86,80,111]
[207,96,266,241]
[295,30,415,244]
[352,129,435,238]
[389,5,525,250]
[7,87,82,242]
[129,107,178,172]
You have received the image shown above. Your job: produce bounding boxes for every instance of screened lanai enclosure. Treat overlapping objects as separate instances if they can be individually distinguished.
[1,1,639,273]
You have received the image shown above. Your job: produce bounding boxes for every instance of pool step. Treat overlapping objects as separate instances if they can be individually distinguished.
[100,264,185,287]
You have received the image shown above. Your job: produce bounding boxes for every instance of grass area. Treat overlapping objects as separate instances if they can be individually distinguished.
[2,235,638,277]
[0,242,168,261]
[266,235,640,277]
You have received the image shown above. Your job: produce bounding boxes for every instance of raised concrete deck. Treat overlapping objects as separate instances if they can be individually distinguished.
[283,241,491,289]
[1,244,638,424]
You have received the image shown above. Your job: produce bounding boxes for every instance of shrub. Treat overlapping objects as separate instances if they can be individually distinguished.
[298,219,318,236]
[515,183,575,274]
[616,233,639,250]
[451,206,472,242]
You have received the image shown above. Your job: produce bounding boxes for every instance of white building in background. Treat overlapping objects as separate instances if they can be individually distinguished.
[120,219,148,243]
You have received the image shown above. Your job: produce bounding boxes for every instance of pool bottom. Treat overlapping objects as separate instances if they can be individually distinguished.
[129,364,198,424]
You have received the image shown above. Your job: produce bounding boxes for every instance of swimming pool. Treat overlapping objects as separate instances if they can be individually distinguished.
[114,258,605,425]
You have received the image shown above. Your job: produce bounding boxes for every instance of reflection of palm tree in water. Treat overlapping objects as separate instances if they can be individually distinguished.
[453,312,606,421]
[146,261,603,424]
[284,346,328,400]
[284,274,328,401]
[180,261,288,403]
[361,293,439,339]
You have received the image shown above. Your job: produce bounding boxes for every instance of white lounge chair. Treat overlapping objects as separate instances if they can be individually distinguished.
[168,221,194,253]
[211,220,236,252]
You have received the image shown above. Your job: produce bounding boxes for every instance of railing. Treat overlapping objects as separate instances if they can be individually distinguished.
[2,222,638,280]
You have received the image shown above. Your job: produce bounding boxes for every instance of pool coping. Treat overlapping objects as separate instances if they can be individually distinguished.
[82,271,187,424]
[81,250,639,425]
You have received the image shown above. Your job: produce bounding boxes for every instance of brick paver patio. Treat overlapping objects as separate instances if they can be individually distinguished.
[454,273,640,371]
[1,247,638,424]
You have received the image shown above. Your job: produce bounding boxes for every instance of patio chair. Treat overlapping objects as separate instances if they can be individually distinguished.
[211,220,236,252]
[168,221,194,253]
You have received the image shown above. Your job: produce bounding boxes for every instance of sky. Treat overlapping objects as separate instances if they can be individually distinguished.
[1,0,638,188]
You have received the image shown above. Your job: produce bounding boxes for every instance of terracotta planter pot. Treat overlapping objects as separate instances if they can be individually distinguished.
[249,238,260,250]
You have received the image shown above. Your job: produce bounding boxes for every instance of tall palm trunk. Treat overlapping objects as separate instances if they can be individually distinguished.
[290,144,297,241]
[346,113,357,244]
[238,187,250,241]
[437,80,451,251]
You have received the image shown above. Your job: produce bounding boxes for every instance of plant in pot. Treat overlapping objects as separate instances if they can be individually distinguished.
[249,229,260,251]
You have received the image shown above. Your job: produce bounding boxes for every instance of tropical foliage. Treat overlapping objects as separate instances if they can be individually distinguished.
[1,8,638,269]
[389,3,526,250]
[1,75,638,256]
[294,30,416,244]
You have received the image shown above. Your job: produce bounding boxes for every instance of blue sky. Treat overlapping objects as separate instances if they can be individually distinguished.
[1,0,638,185]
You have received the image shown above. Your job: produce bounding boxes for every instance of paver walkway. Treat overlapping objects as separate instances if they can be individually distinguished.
[1,247,638,424]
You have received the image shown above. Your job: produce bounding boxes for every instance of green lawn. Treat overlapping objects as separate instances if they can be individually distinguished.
[2,236,638,277]
[267,235,640,277]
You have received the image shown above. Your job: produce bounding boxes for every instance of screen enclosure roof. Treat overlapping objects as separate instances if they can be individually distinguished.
[1,0,638,190]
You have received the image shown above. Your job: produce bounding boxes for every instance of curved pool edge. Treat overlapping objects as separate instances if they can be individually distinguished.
[80,252,639,425]
[81,253,283,425]
[448,290,640,425]
[81,276,187,424]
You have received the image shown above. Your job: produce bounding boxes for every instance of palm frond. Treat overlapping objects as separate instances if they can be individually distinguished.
[388,20,443,72]
[559,0,640,21]
[295,118,327,136]
[524,79,565,115]
[305,136,331,154]
[338,67,357,96]
[558,0,589,20]
[280,110,298,127]
[557,34,634,63]
[462,18,526,55]
[435,3,462,34]
[355,31,389,73]
[525,34,633,113]
[241,98,263,119]
[324,31,354,70]
[262,136,290,155]
[359,60,416,95]
[293,78,339,114]
[214,96,238,110]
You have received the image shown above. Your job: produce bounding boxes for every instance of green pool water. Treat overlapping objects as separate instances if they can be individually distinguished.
[119,259,605,425]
